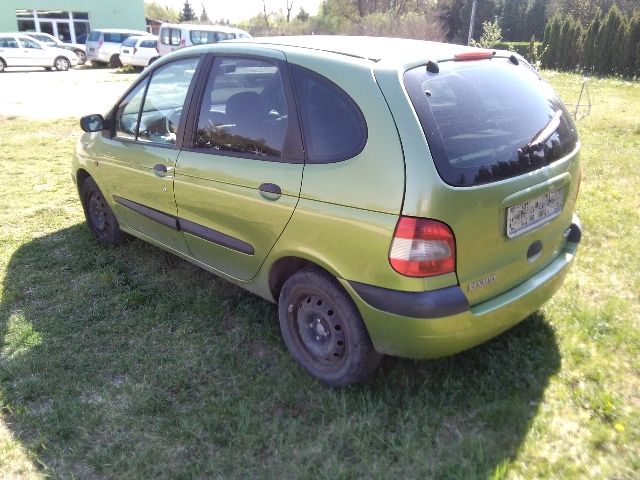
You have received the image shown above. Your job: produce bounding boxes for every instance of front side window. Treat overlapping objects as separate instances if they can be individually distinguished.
[115,79,148,140]
[18,37,41,49]
[137,57,201,145]
[114,57,201,144]
[291,65,367,163]
[194,57,289,158]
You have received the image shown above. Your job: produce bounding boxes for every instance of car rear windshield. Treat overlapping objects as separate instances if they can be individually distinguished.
[88,31,100,42]
[404,58,578,187]
[122,37,137,47]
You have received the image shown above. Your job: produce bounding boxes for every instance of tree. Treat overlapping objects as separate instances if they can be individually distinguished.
[502,0,527,41]
[296,7,310,22]
[286,1,295,23]
[200,4,209,23]
[471,18,503,48]
[582,11,601,71]
[144,1,179,22]
[595,5,627,74]
[625,11,640,76]
[525,0,549,42]
[179,1,196,22]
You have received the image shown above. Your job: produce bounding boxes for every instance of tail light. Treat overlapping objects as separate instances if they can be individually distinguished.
[97,37,103,49]
[389,217,455,277]
[180,37,185,48]
[454,50,495,61]
[133,47,137,55]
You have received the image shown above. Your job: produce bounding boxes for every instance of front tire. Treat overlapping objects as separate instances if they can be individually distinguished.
[80,177,128,245]
[54,56,70,71]
[0,58,6,73]
[278,267,382,386]
[74,49,86,65]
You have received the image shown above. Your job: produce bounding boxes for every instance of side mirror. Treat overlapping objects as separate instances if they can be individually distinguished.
[80,114,104,132]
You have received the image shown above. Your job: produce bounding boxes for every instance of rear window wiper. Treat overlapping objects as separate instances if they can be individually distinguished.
[519,110,563,155]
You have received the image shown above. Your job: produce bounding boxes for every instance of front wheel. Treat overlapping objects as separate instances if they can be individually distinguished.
[80,177,128,245]
[75,49,86,65]
[0,58,6,73]
[278,267,383,386]
[54,56,70,71]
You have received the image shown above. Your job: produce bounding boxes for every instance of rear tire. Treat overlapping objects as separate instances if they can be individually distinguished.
[0,58,6,73]
[80,177,128,245]
[109,54,122,68]
[54,56,70,71]
[278,267,383,386]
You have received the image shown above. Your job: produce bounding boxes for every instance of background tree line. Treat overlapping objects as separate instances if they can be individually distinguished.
[144,1,640,76]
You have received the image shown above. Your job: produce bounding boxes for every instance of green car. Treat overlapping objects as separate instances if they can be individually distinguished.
[73,36,582,386]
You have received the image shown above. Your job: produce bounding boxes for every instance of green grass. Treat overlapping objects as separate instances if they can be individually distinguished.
[1,71,639,478]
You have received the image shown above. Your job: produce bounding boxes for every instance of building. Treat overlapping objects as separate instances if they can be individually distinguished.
[0,0,145,44]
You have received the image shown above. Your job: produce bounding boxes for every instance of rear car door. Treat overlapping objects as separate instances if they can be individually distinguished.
[174,52,304,281]
[0,36,22,66]
[17,36,50,66]
[91,55,203,253]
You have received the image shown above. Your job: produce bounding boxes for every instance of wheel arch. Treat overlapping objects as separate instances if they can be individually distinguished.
[75,168,91,195]
[267,256,340,302]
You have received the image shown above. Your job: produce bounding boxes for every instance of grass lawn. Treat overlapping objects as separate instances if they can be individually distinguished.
[1,71,638,478]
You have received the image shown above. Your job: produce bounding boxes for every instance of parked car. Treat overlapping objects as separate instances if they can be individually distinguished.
[85,28,152,67]
[0,33,78,72]
[73,37,582,386]
[119,35,159,68]
[157,23,251,56]
[22,31,87,65]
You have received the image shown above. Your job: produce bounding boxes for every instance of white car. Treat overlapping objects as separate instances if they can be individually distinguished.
[23,31,87,65]
[119,36,159,68]
[0,33,78,72]
[85,28,152,67]
[157,23,251,56]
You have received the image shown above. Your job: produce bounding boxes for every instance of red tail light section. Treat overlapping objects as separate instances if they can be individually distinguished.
[454,50,496,61]
[389,217,456,277]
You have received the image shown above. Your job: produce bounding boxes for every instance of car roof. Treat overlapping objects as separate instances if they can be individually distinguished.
[91,29,151,34]
[242,35,475,63]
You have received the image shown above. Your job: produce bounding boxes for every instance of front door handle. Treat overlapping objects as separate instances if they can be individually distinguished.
[258,183,282,201]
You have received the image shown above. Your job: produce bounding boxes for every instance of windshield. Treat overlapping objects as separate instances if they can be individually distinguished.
[404,59,578,187]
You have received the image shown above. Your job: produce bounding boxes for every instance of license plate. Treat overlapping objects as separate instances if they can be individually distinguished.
[506,188,563,238]
[122,49,129,53]
[89,48,95,52]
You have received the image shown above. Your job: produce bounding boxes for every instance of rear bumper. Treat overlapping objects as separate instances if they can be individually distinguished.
[342,217,581,359]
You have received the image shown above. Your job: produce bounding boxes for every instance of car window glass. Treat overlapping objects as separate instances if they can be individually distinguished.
[0,37,19,48]
[138,56,201,145]
[141,40,156,48]
[122,37,137,47]
[19,37,42,49]
[170,29,180,46]
[291,65,367,163]
[190,30,218,44]
[115,79,148,140]
[88,31,100,42]
[194,57,289,159]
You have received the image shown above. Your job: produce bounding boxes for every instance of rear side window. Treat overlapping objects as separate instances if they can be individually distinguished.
[404,59,578,187]
[291,65,367,163]
[104,32,125,43]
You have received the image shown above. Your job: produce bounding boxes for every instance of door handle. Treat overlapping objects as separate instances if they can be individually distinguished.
[258,183,282,201]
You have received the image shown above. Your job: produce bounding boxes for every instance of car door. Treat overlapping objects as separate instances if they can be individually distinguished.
[91,55,203,254]
[174,53,304,281]
[17,36,50,66]
[0,36,22,66]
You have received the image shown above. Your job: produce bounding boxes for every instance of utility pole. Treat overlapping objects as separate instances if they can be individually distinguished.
[467,0,478,45]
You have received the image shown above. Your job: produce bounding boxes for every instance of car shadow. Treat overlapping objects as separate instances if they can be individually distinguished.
[1,224,561,477]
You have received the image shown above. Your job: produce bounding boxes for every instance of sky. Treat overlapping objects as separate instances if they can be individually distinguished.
[161,0,324,23]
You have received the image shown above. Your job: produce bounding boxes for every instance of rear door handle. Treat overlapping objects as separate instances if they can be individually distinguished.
[259,183,282,201]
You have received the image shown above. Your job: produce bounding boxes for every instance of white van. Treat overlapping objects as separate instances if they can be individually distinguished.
[157,23,251,56]
[86,28,152,67]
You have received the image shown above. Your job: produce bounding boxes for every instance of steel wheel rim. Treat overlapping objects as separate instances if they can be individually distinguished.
[88,191,107,232]
[292,293,347,369]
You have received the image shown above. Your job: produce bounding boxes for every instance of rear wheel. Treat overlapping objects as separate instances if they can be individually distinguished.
[0,58,6,73]
[109,54,122,68]
[54,56,70,71]
[80,177,128,245]
[278,267,382,386]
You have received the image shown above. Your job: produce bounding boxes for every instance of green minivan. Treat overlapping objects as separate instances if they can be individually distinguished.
[73,36,582,385]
